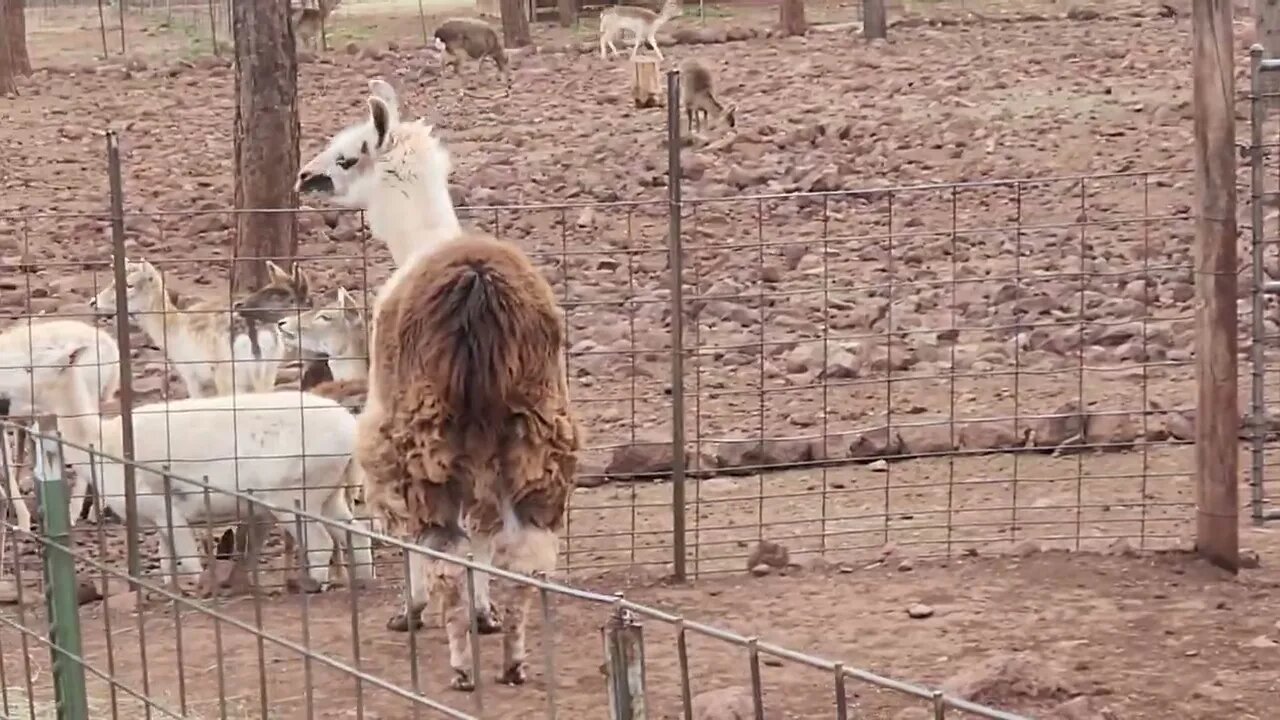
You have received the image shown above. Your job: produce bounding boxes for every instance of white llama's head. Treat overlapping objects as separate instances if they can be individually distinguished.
[297,79,433,208]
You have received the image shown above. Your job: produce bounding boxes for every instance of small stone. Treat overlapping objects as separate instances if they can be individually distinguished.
[0,579,21,604]
[746,540,790,570]
[750,563,773,577]
[906,603,934,619]
[761,655,783,667]
[1240,549,1261,569]
[868,458,889,472]
[897,559,914,572]
[1245,634,1277,649]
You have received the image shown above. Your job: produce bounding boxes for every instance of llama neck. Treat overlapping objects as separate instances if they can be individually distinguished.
[367,169,461,267]
[133,287,182,357]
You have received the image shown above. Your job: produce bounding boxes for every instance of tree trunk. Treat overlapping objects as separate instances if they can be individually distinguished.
[862,0,886,39]
[557,0,576,28]
[632,56,661,108]
[779,0,807,36]
[231,0,299,294]
[4,0,30,76]
[499,0,532,48]
[0,0,16,95]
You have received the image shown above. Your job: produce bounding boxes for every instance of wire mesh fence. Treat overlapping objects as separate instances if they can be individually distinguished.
[0,131,1205,586]
[0,418,1027,719]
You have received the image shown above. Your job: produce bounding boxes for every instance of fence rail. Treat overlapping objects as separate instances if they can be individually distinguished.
[0,418,1026,719]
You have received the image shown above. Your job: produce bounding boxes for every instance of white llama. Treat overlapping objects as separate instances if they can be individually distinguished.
[296,78,503,635]
[0,339,375,593]
[0,319,120,530]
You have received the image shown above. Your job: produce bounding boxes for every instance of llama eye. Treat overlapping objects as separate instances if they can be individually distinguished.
[337,156,357,170]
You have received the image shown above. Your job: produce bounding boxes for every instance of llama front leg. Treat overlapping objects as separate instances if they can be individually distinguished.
[386,547,432,632]
[160,513,206,593]
[282,509,335,592]
[2,429,31,533]
[495,525,559,685]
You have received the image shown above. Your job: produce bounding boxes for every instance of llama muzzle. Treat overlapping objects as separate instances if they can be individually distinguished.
[297,171,335,195]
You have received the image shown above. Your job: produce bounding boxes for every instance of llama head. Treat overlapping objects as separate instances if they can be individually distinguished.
[234,261,313,323]
[277,286,362,355]
[0,341,88,418]
[296,79,404,209]
[91,259,163,315]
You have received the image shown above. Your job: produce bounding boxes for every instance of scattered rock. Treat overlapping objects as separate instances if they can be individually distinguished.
[869,458,889,472]
[691,686,755,720]
[749,563,773,577]
[906,603,934,619]
[1048,696,1117,720]
[0,579,21,605]
[1240,549,1261,569]
[1244,634,1277,649]
[942,653,1077,705]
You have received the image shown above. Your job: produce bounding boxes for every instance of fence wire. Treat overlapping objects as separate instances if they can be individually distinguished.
[0,148,1202,585]
[0,418,1024,719]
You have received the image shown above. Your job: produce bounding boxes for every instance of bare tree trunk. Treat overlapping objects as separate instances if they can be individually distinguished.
[779,0,807,36]
[500,0,532,47]
[5,0,30,76]
[0,0,17,94]
[557,0,576,27]
[231,0,299,295]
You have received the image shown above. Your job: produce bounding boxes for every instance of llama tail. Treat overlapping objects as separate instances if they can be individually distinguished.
[386,235,561,445]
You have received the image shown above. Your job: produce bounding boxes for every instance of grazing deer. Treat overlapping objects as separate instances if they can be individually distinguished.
[433,18,510,80]
[599,0,681,61]
[91,259,307,400]
[680,58,736,133]
[277,286,368,384]
[293,0,343,52]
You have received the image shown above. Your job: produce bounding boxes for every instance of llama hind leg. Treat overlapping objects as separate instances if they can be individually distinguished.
[494,525,559,685]
[469,531,503,635]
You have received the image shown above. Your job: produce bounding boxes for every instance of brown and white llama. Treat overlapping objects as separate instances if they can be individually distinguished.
[296,79,580,689]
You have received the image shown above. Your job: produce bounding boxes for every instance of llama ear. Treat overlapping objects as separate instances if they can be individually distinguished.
[368,78,398,110]
[368,97,394,150]
[59,344,88,373]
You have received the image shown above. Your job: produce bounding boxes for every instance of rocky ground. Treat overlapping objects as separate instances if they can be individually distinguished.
[3,4,1280,718]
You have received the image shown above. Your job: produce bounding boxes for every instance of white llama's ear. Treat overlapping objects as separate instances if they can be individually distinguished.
[336,286,353,309]
[368,97,395,150]
[368,78,398,109]
[39,343,88,374]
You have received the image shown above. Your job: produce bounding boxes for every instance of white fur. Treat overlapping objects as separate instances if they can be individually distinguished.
[93,260,287,399]
[598,0,680,60]
[0,341,374,590]
[0,319,120,531]
[296,81,460,268]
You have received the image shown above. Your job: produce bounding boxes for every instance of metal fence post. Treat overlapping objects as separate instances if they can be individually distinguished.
[32,417,89,720]
[106,131,142,581]
[602,601,647,720]
[666,68,688,583]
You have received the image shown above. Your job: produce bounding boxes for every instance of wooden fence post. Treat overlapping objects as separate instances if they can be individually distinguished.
[1192,0,1239,571]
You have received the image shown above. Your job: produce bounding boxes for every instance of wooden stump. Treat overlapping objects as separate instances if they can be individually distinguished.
[632,57,662,109]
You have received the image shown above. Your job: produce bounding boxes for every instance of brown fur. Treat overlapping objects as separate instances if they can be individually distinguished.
[310,378,368,414]
[680,58,736,133]
[433,18,509,76]
[356,232,579,542]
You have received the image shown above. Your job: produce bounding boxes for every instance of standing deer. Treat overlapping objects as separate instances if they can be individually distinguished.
[599,0,681,61]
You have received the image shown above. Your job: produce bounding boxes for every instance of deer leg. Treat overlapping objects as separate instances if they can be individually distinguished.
[599,31,608,59]
[648,32,663,61]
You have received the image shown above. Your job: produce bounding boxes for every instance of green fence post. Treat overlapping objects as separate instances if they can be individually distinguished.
[33,416,89,720]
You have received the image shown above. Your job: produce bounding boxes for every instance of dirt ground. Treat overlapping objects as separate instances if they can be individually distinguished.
[4,0,1280,718]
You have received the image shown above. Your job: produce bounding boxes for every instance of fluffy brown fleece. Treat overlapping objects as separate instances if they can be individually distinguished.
[355,232,579,541]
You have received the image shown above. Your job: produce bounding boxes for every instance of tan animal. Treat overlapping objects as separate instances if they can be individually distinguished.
[293,0,343,52]
[599,0,681,60]
[91,260,305,399]
[680,58,736,133]
[277,286,368,383]
[297,82,578,691]
[433,17,509,78]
